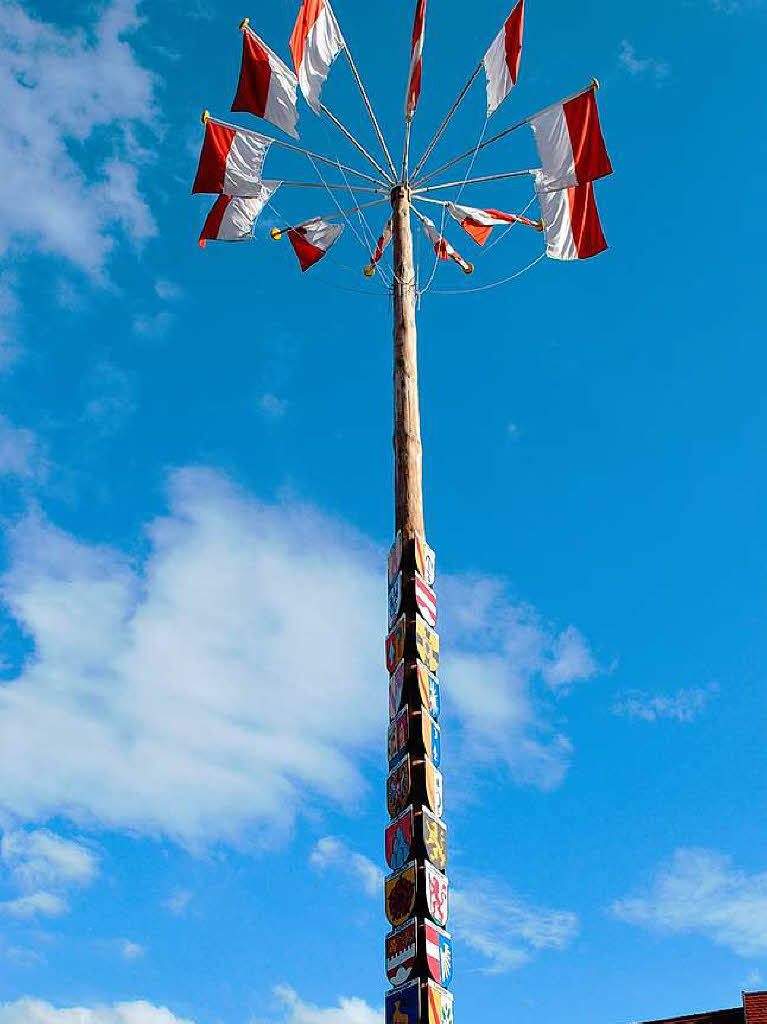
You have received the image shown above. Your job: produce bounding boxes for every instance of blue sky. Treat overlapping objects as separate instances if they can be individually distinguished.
[0,1,766,1023]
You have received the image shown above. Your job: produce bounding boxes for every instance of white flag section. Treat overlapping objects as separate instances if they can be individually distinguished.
[231,23,299,140]
[421,216,473,273]
[193,117,273,195]
[483,0,525,117]
[530,86,612,193]
[536,173,607,261]
[446,201,539,246]
[365,218,393,275]
[198,182,282,246]
[405,0,427,118]
[289,0,344,114]
[287,219,344,271]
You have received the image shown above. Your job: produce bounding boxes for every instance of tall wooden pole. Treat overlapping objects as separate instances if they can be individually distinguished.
[391,184,425,541]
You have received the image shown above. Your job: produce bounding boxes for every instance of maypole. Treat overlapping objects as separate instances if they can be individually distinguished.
[189,0,615,1021]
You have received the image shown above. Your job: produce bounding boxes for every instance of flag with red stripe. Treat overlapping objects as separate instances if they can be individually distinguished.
[366,218,392,274]
[531,86,612,193]
[536,175,607,261]
[421,215,472,273]
[198,182,281,247]
[483,0,525,117]
[289,0,344,114]
[446,201,540,246]
[192,116,272,195]
[405,0,427,118]
[231,24,299,139]
[287,218,344,271]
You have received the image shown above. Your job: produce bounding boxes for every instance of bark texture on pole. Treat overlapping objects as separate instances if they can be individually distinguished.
[391,185,425,540]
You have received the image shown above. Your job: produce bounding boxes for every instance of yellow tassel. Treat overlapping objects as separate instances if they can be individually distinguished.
[270,228,282,240]
[201,109,210,125]
[363,265,375,277]
[239,17,249,30]
[463,262,474,275]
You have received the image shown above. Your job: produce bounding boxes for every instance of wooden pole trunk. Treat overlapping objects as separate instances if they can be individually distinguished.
[391,184,425,541]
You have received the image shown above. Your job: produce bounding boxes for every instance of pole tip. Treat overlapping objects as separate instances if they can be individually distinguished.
[464,262,474,275]
[270,228,282,240]
[239,17,249,30]
[201,109,210,124]
[592,77,600,91]
[363,265,375,277]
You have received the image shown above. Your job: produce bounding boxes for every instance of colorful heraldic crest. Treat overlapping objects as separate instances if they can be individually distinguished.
[389,660,406,720]
[425,861,449,927]
[415,573,437,627]
[388,571,402,629]
[418,662,441,720]
[385,805,414,870]
[385,861,417,927]
[425,760,443,818]
[421,712,441,767]
[388,706,410,766]
[416,615,440,674]
[415,532,436,586]
[388,531,403,586]
[385,979,420,1024]
[385,918,417,987]
[422,806,447,871]
[387,754,411,818]
[427,981,454,1024]
[425,921,453,987]
[386,615,407,674]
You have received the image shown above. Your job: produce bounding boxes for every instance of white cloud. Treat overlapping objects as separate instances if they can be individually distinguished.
[612,685,718,722]
[1,829,98,890]
[309,837,383,898]
[259,393,289,419]
[272,987,381,1024]
[618,41,670,80]
[0,1000,195,1024]
[83,362,136,433]
[132,311,175,340]
[0,891,67,919]
[612,848,767,956]
[117,939,145,961]
[154,281,183,302]
[0,468,597,844]
[0,0,157,279]
[0,416,45,481]
[162,889,192,916]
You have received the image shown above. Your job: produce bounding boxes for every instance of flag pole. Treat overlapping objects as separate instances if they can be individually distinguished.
[413,169,533,194]
[269,197,387,236]
[410,59,484,182]
[343,44,398,181]
[321,103,393,183]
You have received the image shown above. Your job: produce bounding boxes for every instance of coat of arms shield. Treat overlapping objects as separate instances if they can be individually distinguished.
[415,615,439,674]
[424,922,453,987]
[385,805,414,870]
[388,571,402,629]
[385,979,420,1024]
[422,806,447,871]
[385,860,417,927]
[425,861,449,927]
[414,573,437,627]
[426,980,453,1024]
[388,706,409,766]
[386,615,406,674]
[418,662,440,720]
[389,660,405,720]
[388,530,403,586]
[414,532,436,586]
[425,760,443,818]
[421,712,441,767]
[385,918,417,987]
[387,754,411,818]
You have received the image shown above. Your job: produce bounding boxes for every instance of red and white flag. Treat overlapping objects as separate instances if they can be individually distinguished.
[483,0,525,117]
[421,215,472,273]
[198,182,281,247]
[231,24,299,140]
[193,116,272,195]
[446,202,540,246]
[289,0,344,114]
[536,174,607,261]
[415,573,437,627]
[365,218,392,275]
[287,219,344,271]
[530,86,612,193]
[405,0,427,118]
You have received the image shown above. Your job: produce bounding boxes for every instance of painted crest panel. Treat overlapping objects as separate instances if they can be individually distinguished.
[414,572,437,627]
[425,760,443,818]
[415,615,439,674]
[388,530,403,586]
[388,571,402,629]
[426,981,453,1024]
[418,662,441,720]
[385,805,414,871]
[385,918,417,987]
[424,922,453,987]
[386,615,406,674]
[387,754,411,818]
[388,706,409,766]
[385,979,420,1024]
[389,660,405,720]
[425,862,449,927]
[415,532,436,586]
[421,712,441,767]
[385,860,417,927]
[422,806,447,871]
